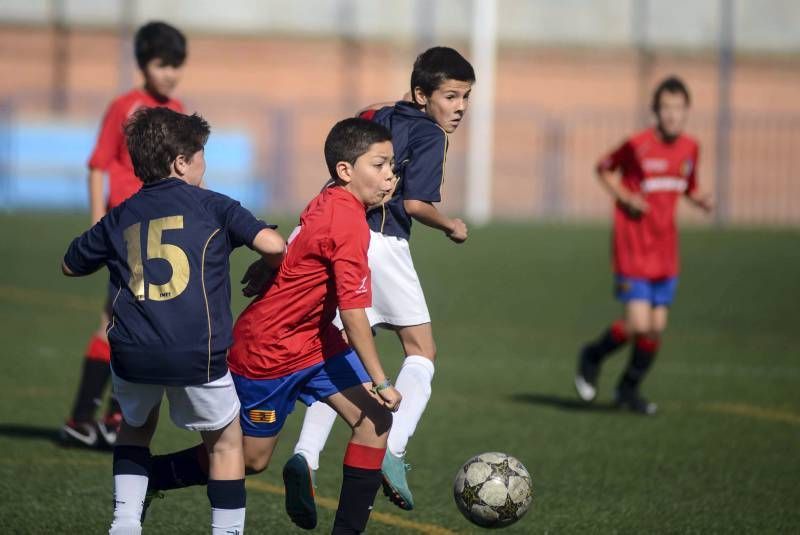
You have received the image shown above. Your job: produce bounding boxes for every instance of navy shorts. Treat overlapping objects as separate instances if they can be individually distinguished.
[615,275,678,307]
[232,348,371,437]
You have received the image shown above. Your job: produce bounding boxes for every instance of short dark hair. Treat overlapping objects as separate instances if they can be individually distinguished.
[410,46,475,103]
[324,118,392,179]
[652,76,691,112]
[125,107,209,184]
[135,21,187,70]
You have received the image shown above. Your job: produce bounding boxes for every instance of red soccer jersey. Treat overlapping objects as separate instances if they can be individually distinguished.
[229,186,372,380]
[88,88,184,209]
[598,127,699,279]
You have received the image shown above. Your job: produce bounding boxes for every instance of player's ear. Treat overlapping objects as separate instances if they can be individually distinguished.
[172,154,188,177]
[335,161,353,184]
[413,87,428,106]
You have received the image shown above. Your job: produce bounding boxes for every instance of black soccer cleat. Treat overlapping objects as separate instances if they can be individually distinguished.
[574,347,600,402]
[97,411,122,449]
[614,388,657,415]
[282,453,317,530]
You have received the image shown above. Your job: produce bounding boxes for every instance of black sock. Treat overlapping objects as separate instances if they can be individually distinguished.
[149,444,209,491]
[332,466,383,534]
[70,358,111,422]
[207,478,246,509]
[619,336,660,391]
[585,320,629,365]
[113,445,152,477]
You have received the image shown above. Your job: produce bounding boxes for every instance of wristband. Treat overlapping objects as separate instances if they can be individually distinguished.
[372,379,392,393]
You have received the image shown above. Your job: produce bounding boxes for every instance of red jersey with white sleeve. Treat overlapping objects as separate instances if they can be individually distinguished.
[598,127,699,279]
[88,88,184,209]
[229,186,372,380]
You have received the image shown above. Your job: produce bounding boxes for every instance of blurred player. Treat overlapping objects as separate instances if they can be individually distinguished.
[289,46,474,513]
[60,21,188,449]
[143,118,401,534]
[574,76,713,415]
[62,107,285,534]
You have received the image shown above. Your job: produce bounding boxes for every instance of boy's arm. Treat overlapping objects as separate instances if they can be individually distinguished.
[596,140,648,217]
[597,168,648,216]
[404,200,467,242]
[88,168,106,225]
[62,221,110,277]
[683,145,713,213]
[339,308,401,411]
[403,128,468,242]
[241,228,286,298]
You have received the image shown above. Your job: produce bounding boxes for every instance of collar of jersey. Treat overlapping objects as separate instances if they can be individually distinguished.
[327,185,367,213]
[393,101,436,124]
[142,177,185,189]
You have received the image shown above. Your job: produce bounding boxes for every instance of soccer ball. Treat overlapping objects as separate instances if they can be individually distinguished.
[453,452,533,528]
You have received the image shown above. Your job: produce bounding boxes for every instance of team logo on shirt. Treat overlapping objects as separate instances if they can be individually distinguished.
[680,159,694,177]
[248,409,277,423]
[643,158,669,173]
[355,276,368,295]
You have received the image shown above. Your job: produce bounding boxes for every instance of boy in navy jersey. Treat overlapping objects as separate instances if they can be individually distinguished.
[291,46,474,512]
[62,107,285,534]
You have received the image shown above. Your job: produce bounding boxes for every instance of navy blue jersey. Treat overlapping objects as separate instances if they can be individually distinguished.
[365,101,449,241]
[63,178,273,386]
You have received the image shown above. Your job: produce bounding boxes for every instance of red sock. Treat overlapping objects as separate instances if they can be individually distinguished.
[343,442,385,470]
[610,319,629,344]
[84,334,110,363]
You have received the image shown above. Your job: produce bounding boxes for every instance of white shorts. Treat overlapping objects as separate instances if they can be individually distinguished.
[334,231,431,329]
[111,370,241,432]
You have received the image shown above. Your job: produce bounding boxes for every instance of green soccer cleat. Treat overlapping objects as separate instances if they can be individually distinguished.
[282,453,317,530]
[381,451,414,511]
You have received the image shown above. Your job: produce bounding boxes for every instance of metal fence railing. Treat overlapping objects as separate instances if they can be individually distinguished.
[1,94,797,226]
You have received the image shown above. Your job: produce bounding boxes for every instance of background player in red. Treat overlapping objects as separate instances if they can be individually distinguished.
[574,76,713,414]
[60,21,188,448]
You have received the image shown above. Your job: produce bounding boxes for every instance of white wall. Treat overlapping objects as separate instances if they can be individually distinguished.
[1,0,798,52]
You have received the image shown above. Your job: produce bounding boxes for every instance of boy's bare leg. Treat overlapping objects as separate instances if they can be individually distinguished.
[201,416,247,535]
[109,407,159,535]
[325,383,393,534]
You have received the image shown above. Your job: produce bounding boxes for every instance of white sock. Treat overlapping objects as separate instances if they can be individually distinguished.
[293,401,338,470]
[212,507,246,534]
[387,355,435,458]
[109,474,147,535]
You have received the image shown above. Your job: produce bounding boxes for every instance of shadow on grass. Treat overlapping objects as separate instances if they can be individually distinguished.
[509,393,617,412]
[0,422,112,453]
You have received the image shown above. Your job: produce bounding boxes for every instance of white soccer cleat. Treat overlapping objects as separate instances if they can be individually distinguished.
[574,374,597,402]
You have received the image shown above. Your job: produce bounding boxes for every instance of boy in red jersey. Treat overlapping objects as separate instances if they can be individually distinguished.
[143,118,401,534]
[574,76,713,415]
[61,21,188,448]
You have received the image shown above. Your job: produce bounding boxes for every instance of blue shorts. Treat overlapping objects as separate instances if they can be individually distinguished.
[232,348,371,437]
[614,275,678,307]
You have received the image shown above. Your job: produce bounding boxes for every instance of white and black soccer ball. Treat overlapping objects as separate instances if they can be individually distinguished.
[453,452,533,529]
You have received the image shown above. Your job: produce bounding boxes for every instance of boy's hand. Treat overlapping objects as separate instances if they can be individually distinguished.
[691,191,714,213]
[446,218,469,243]
[377,385,402,412]
[619,193,649,217]
[240,259,276,297]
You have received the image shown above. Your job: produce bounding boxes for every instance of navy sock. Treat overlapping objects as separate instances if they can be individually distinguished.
[585,320,629,365]
[207,478,246,509]
[149,444,209,491]
[332,466,383,534]
[113,445,151,477]
[619,336,660,391]
[71,358,110,422]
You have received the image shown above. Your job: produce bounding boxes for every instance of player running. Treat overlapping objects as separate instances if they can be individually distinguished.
[288,46,474,514]
[574,76,713,415]
[62,107,285,534]
[143,118,402,534]
[61,21,188,449]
